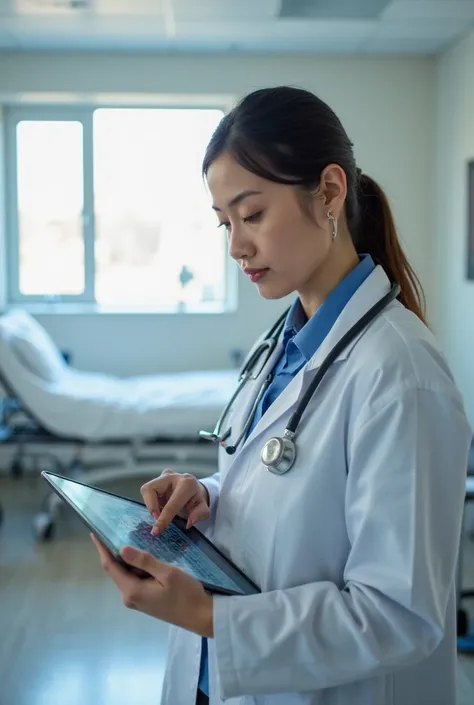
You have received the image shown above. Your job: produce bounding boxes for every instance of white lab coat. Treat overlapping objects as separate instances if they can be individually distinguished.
[160,265,472,705]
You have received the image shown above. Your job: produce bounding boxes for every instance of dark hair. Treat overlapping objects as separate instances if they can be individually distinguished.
[202,86,426,324]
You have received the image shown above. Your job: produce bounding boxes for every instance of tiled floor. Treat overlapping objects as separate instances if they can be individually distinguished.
[1,473,473,705]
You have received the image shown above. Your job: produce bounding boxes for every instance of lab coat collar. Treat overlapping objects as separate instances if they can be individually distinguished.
[237,265,393,454]
[306,264,391,371]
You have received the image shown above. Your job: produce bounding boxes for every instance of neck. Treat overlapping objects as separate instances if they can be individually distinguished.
[298,240,360,318]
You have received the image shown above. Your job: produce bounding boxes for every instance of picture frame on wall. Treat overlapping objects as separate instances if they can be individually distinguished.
[468,160,474,280]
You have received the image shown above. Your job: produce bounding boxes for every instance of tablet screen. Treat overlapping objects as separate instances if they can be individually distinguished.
[45,473,256,595]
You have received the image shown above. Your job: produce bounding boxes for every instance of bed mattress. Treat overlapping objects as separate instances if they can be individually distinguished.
[0,339,237,441]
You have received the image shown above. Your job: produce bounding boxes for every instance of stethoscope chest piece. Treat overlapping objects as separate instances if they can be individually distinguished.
[261,430,296,475]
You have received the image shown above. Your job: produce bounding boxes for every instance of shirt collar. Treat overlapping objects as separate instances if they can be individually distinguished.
[282,298,306,345]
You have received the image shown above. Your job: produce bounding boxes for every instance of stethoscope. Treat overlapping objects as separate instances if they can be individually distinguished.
[200,283,400,475]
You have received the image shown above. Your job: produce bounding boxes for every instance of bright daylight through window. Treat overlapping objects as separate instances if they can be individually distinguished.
[10,107,226,311]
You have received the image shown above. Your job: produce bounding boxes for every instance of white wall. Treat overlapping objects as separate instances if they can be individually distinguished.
[0,52,435,376]
[0,108,6,311]
[435,33,474,426]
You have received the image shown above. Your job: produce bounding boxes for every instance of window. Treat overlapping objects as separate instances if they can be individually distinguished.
[16,120,85,298]
[5,106,228,312]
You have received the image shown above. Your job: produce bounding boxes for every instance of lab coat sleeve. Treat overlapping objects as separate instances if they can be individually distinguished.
[213,387,471,698]
[196,472,221,534]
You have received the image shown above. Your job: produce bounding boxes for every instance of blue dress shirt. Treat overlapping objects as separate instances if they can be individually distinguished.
[197,255,375,696]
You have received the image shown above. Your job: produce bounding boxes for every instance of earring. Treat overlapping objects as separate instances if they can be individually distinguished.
[328,211,338,240]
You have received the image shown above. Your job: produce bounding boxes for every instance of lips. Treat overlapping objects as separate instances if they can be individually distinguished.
[243,268,269,283]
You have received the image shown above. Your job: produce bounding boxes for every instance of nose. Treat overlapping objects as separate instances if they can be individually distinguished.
[228,224,255,262]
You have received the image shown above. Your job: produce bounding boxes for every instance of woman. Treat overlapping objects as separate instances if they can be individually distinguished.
[92,86,472,705]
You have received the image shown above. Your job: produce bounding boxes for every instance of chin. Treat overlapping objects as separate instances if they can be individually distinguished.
[256,281,293,300]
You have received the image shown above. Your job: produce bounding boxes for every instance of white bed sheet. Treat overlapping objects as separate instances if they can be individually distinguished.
[0,337,237,441]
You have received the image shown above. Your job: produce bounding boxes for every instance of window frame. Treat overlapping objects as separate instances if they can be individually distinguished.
[4,103,232,313]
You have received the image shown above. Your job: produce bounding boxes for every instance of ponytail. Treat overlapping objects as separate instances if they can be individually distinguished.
[353,173,426,325]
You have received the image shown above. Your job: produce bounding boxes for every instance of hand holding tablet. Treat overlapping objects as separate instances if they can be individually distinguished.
[89,533,216,638]
[41,471,259,597]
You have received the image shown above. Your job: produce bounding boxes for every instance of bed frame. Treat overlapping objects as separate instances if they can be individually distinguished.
[0,369,218,540]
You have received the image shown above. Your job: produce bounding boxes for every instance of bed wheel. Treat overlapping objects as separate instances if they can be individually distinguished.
[10,460,24,478]
[34,512,55,541]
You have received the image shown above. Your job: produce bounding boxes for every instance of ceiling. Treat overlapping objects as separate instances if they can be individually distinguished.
[0,0,472,54]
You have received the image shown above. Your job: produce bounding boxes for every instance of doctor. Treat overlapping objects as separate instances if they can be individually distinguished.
[92,86,472,705]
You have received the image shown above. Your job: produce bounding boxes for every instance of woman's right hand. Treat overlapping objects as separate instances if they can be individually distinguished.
[141,469,210,535]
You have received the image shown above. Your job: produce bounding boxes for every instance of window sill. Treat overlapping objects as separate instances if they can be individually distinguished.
[6,302,234,315]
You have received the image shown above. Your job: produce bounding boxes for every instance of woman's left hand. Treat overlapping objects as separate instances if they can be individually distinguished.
[91,534,214,638]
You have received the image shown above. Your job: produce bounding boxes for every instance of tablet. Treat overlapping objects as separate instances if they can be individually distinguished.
[41,471,260,596]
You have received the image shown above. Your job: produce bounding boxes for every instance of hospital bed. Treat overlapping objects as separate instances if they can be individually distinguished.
[0,308,237,539]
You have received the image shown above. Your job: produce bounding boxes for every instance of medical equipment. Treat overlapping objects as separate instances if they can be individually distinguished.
[200,283,400,474]
[456,440,474,653]
[199,308,289,451]
[43,470,261,595]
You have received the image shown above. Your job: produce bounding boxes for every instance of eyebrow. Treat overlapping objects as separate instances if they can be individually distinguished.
[212,190,262,211]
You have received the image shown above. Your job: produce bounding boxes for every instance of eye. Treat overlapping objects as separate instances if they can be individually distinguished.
[244,210,264,224]
[217,221,231,233]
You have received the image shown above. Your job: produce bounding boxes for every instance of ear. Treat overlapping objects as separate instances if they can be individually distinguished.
[319,164,347,219]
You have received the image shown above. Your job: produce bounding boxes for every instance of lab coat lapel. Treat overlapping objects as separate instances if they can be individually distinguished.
[242,266,392,449]
[305,265,391,373]
[241,361,310,451]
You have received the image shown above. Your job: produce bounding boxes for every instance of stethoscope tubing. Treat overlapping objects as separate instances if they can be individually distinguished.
[200,282,400,455]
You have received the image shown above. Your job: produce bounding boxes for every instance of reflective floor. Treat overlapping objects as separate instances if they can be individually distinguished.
[0,474,169,705]
[1,473,473,705]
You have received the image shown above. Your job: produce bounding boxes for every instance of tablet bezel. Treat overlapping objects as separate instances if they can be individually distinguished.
[41,470,260,596]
